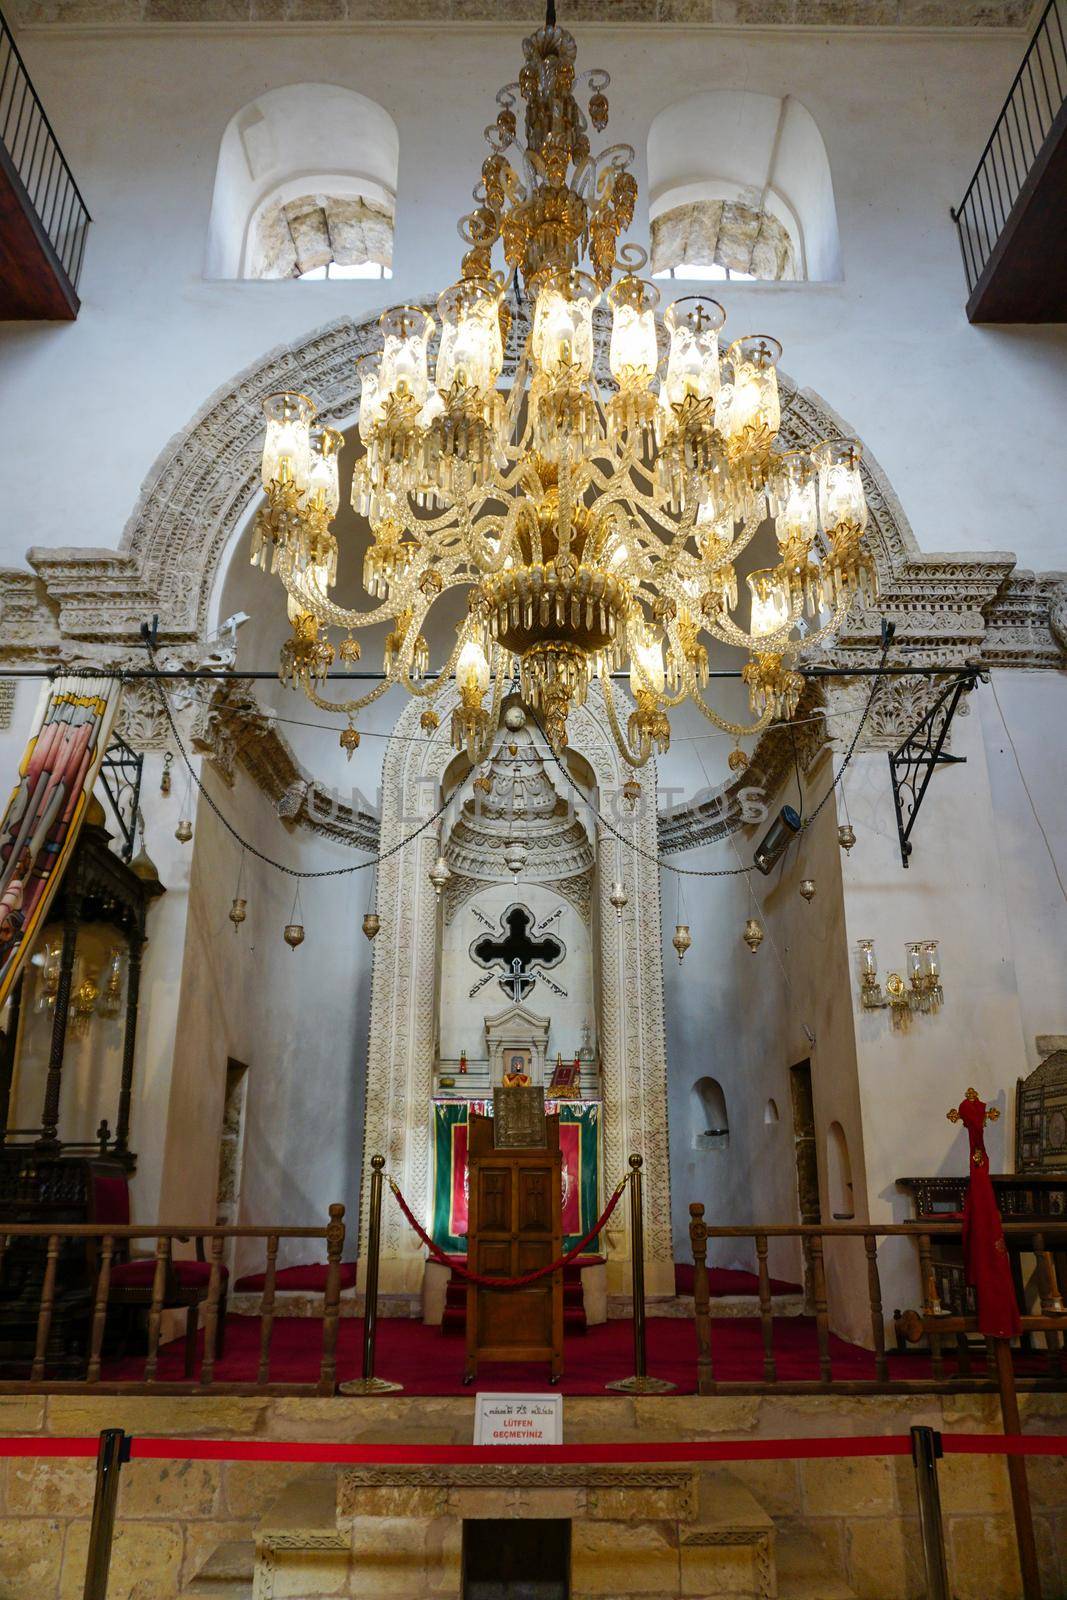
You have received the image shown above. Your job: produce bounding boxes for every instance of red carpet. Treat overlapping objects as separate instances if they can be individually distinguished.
[102,1313,950,1392]
[675,1264,802,1298]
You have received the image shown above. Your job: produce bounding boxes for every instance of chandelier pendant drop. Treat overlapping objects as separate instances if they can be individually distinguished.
[253,19,877,767]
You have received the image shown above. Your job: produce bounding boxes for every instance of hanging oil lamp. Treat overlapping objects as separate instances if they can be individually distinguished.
[174,817,193,844]
[229,897,247,929]
[429,854,452,898]
[838,823,856,853]
[284,885,305,949]
[609,881,629,918]
[362,912,381,940]
[799,878,816,902]
[743,917,764,953]
[672,923,692,962]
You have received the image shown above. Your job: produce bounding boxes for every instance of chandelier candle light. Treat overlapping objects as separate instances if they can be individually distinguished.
[252,18,877,766]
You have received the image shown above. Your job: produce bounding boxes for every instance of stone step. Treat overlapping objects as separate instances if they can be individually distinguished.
[183,1540,254,1598]
[257,1471,345,1542]
[775,1530,859,1599]
[624,1292,806,1319]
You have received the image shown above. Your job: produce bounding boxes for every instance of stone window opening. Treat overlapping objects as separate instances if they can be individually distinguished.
[827,1119,855,1220]
[693,1074,729,1151]
[646,89,842,285]
[651,194,795,283]
[204,84,399,282]
[249,190,394,282]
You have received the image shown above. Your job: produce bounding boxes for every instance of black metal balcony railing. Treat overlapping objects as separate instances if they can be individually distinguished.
[0,6,90,295]
[952,0,1067,298]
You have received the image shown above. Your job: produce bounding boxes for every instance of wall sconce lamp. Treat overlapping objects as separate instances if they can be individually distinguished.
[858,939,943,1029]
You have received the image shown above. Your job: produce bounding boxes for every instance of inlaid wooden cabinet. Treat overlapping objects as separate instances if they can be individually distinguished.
[465,1111,563,1382]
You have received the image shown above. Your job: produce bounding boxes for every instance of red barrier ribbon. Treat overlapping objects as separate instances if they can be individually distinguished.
[388,1172,628,1288]
[0,1435,1065,1463]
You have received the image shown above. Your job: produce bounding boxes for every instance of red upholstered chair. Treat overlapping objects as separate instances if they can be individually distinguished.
[88,1170,228,1378]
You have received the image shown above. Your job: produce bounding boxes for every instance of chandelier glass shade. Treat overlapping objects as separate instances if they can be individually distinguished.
[252,19,877,767]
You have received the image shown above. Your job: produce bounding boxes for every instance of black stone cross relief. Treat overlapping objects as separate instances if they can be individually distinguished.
[471,905,565,1001]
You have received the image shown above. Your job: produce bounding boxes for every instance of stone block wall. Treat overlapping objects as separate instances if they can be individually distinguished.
[0,1391,1064,1599]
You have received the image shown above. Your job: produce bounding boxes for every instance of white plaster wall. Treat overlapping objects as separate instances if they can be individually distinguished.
[0,21,1064,574]
[158,762,369,1274]
[438,881,594,1070]
[979,670,1067,1075]
[839,701,1029,1325]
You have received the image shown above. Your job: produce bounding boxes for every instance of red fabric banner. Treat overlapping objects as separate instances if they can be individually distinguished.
[954,1093,1022,1339]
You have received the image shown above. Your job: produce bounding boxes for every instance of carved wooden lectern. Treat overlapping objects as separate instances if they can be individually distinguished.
[464,1096,563,1383]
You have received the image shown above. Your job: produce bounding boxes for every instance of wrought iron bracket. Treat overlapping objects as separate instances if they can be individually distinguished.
[889,668,985,869]
[97,734,144,861]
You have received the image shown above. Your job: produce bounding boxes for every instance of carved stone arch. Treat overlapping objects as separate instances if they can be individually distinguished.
[361,677,672,1297]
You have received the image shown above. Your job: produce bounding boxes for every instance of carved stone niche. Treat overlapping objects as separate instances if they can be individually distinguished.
[484,1002,551,1087]
[1017,1036,1067,1173]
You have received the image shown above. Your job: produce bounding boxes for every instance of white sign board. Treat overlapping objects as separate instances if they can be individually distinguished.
[474,1392,563,1446]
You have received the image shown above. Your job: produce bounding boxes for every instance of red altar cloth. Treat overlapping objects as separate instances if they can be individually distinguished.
[955,1093,1021,1339]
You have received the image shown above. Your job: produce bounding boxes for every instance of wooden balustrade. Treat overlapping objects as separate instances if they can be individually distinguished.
[688,1204,1067,1396]
[0,1208,345,1394]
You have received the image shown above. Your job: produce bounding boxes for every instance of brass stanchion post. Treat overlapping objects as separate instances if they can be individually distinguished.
[607,1154,676,1394]
[83,1428,129,1600]
[340,1154,403,1395]
[910,1426,950,1600]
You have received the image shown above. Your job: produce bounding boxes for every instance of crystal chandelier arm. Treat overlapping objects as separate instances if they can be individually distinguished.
[599,670,654,769]
[398,613,472,698]
[278,551,397,632]
[679,656,777,739]
[300,677,393,717]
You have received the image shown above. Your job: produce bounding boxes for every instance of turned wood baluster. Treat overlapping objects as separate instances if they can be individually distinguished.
[200,1235,226,1386]
[918,1232,944,1381]
[318,1203,346,1396]
[87,1235,114,1383]
[144,1236,171,1383]
[30,1233,60,1380]
[258,1233,279,1386]
[810,1232,832,1384]
[864,1233,889,1383]
[1034,1231,1064,1378]
[755,1233,777,1383]
[689,1202,715,1394]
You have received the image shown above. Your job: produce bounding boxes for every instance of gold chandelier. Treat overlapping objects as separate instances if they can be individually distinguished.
[251,18,876,767]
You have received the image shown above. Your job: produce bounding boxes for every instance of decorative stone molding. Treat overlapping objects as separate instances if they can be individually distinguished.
[10,0,1036,28]
[362,680,672,1295]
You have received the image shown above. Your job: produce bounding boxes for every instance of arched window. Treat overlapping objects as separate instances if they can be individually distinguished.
[205,84,399,282]
[826,1121,855,1219]
[647,90,841,284]
[765,1098,779,1125]
[692,1076,729,1150]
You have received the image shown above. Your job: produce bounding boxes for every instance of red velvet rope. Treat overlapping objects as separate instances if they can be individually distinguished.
[0,1435,1065,1463]
[388,1173,629,1288]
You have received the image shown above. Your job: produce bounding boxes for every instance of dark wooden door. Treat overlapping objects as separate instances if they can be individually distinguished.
[464,1518,570,1599]
[465,1114,563,1381]
[789,1060,821,1308]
